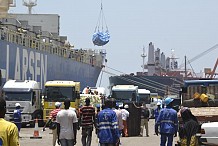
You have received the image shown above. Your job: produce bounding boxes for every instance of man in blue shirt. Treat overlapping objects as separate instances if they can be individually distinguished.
[155,97,178,146]
[154,102,162,122]
[97,99,120,146]
[13,103,22,135]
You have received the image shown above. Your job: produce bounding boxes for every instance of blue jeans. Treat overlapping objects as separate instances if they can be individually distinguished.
[60,139,74,146]
[81,127,93,146]
[160,133,174,146]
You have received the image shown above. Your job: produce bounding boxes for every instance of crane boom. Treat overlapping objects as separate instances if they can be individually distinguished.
[179,44,218,68]
[210,58,218,78]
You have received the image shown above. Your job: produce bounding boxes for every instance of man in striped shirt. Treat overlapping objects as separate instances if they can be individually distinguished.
[43,102,61,146]
[80,98,96,146]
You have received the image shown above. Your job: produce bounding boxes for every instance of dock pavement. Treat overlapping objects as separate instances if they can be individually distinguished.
[20,119,179,146]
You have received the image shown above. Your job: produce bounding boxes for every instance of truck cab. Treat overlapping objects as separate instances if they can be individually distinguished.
[2,80,42,126]
[43,80,80,121]
[138,89,151,104]
[111,85,138,103]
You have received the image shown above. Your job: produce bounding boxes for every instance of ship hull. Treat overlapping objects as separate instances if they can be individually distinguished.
[0,40,102,90]
[109,75,183,97]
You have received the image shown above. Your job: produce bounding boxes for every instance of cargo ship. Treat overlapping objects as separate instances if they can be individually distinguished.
[109,42,204,97]
[0,1,106,91]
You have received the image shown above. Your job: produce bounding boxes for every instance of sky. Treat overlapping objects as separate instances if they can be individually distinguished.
[9,0,218,94]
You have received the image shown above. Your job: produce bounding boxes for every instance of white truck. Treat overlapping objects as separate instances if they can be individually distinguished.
[138,89,151,104]
[111,85,138,103]
[2,80,43,126]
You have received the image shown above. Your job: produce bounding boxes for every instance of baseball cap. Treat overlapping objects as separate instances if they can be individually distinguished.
[164,97,174,105]
[124,104,129,109]
[15,103,21,107]
[55,102,61,107]
[157,102,161,106]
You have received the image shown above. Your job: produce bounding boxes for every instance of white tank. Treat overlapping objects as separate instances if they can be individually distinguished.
[0,0,9,18]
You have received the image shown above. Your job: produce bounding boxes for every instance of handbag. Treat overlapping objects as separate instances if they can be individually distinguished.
[49,121,57,130]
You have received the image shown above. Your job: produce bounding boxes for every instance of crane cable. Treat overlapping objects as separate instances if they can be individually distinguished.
[94,0,108,33]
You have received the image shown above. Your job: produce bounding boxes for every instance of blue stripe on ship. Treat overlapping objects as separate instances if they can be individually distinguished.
[0,40,101,90]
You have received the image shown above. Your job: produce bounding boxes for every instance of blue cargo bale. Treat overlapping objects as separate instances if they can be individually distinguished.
[92,31,110,46]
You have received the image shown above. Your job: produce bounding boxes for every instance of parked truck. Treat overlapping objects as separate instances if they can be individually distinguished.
[180,80,218,123]
[138,89,151,104]
[43,80,80,121]
[111,84,138,103]
[2,80,43,126]
[179,79,218,144]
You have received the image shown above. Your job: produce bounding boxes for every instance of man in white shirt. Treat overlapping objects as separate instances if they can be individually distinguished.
[121,104,129,137]
[114,104,124,131]
[57,99,78,146]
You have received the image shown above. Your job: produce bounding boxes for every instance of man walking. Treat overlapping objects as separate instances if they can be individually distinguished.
[140,105,150,137]
[80,98,96,146]
[13,103,22,135]
[113,103,124,132]
[112,101,123,146]
[97,99,120,146]
[121,104,129,137]
[43,102,61,146]
[57,99,78,146]
[155,97,178,146]
[154,102,162,122]
[0,97,20,146]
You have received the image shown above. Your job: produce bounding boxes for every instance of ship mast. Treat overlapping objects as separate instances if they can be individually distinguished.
[23,0,37,14]
[141,46,147,74]
[170,49,178,71]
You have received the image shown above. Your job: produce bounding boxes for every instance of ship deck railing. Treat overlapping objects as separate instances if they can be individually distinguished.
[0,26,106,68]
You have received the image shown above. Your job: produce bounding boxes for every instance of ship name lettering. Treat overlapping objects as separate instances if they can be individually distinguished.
[14,47,47,86]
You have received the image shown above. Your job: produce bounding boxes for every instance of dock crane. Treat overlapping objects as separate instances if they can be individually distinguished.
[178,44,218,78]
[179,44,218,69]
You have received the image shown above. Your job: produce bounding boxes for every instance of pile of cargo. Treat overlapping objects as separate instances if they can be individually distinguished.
[80,94,102,107]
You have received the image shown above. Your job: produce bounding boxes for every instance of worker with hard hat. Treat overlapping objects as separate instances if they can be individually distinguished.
[13,103,22,135]
[155,97,178,146]
[154,102,162,122]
